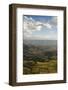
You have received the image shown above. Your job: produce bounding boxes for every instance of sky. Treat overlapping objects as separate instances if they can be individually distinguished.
[23,15,57,40]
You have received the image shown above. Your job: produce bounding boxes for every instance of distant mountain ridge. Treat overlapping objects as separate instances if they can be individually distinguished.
[24,40,57,46]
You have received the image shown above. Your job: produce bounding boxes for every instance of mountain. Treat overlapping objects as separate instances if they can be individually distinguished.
[23,40,57,61]
[23,40,57,46]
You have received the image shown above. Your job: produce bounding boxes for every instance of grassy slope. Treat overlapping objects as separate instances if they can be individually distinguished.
[23,60,57,75]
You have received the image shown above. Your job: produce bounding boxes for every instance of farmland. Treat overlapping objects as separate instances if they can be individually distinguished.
[23,40,57,75]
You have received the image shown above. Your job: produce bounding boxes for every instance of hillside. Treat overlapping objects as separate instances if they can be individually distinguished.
[23,40,57,74]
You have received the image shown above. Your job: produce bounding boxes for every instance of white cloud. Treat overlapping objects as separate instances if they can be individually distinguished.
[44,23,52,29]
[24,16,52,33]
[24,34,57,40]
[23,16,57,40]
[48,17,57,28]
[36,25,42,31]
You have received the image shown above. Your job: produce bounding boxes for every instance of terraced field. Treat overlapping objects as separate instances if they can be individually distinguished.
[23,60,57,74]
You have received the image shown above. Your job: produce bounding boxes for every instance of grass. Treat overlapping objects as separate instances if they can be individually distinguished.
[23,59,57,75]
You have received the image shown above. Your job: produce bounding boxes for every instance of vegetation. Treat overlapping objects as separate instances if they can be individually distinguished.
[23,42,57,75]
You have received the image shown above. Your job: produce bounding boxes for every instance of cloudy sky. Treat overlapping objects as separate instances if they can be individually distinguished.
[23,15,57,40]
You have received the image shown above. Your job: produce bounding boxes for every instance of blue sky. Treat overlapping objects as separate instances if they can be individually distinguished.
[26,15,53,22]
[23,15,57,40]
